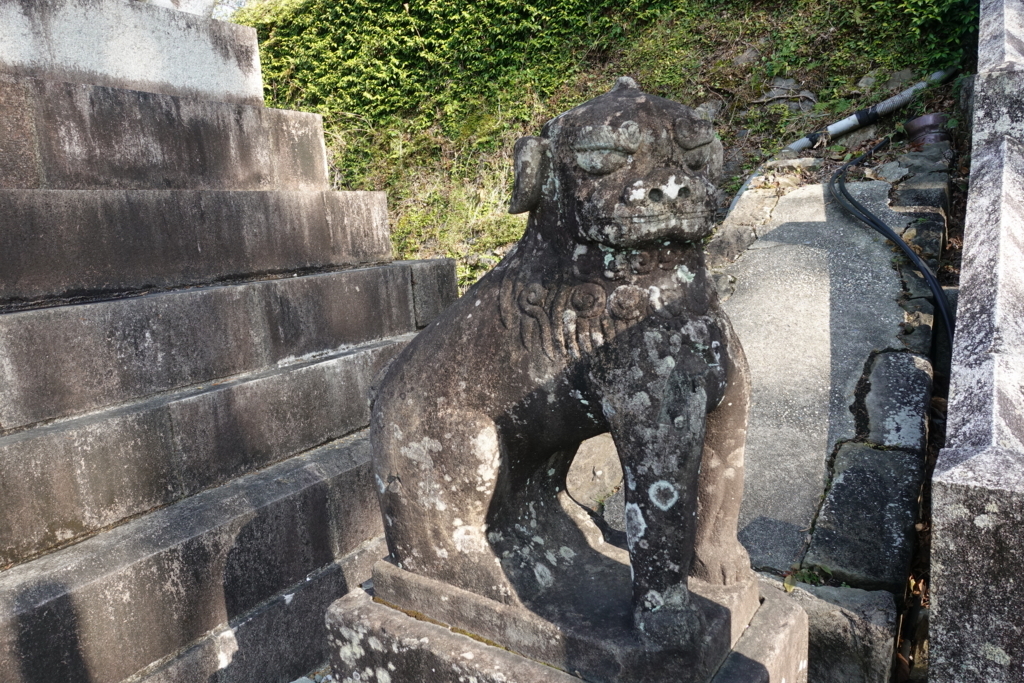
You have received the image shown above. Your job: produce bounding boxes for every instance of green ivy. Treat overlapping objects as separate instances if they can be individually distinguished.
[235,0,978,289]
[239,0,671,131]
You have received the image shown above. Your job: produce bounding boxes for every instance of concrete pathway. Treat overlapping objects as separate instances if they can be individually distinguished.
[717,180,913,575]
[702,143,950,682]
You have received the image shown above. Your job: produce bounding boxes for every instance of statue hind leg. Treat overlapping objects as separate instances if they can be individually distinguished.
[371,404,520,605]
[690,320,755,586]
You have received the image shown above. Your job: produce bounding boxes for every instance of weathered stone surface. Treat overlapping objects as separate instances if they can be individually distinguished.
[370,79,762,678]
[759,575,897,683]
[977,0,1024,72]
[892,172,949,215]
[604,485,627,533]
[900,265,934,301]
[722,182,906,573]
[0,73,328,191]
[138,0,218,16]
[370,559,760,682]
[930,13,1024,674]
[406,258,459,328]
[331,580,802,683]
[710,587,809,683]
[327,589,584,683]
[0,0,263,104]
[899,143,950,175]
[135,537,387,683]
[0,78,38,190]
[931,447,1024,683]
[169,339,406,496]
[706,189,778,268]
[804,444,923,591]
[833,123,879,150]
[0,189,392,305]
[566,433,623,513]
[0,267,415,431]
[0,337,407,568]
[864,352,933,453]
[0,433,383,683]
[943,137,1024,454]
[866,160,909,183]
[901,217,946,261]
[970,73,1024,154]
[898,298,934,354]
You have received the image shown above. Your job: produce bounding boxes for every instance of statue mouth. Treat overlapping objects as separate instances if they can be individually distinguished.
[615,209,713,224]
[584,209,714,246]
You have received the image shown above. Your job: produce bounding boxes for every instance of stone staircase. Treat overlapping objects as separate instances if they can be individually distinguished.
[0,1,456,681]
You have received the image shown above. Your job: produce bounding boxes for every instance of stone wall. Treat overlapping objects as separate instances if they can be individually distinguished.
[0,1,457,682]
[930,0,1024,680]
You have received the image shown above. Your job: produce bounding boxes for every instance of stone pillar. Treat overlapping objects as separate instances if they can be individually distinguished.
[930,0,1024,680]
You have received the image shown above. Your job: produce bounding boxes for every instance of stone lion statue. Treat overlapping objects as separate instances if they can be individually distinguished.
[370,77,755,649]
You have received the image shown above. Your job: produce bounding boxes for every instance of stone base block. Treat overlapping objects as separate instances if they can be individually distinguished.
[710,588,809,683]
[327,584,807,683]
[931,446,1024,683]
[327,589,583,683]
[0,189,393,304]
[0,266,416,430]
[759,575,896,683]
[0,341,406,567]
[371,560,759,683]
[803,443,924,592]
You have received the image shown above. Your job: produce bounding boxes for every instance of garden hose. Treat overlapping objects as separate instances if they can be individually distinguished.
[827,137,955,350]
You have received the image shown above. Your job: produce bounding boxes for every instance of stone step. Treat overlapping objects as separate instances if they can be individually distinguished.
[0,73,329,191]
[133,537,388,683]
[138,0,218,16]
[0,336,410,569]
[0,264,428,433]
[0,189,392,307]
[0,0,263,105]
[0,432,385,683]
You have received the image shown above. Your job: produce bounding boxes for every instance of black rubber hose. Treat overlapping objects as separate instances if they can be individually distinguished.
[827,138,955,350]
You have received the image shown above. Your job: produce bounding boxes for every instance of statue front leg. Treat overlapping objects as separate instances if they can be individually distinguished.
[591,346,713,647]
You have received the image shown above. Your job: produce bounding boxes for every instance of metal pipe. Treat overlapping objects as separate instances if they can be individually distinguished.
[785,67,959,153]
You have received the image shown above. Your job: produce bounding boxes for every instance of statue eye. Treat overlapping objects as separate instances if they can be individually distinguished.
[576,149,629,175]
[683,145,711,171]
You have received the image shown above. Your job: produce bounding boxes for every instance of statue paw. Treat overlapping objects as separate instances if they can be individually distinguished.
[634,585,706,648]
[691,541,754,585]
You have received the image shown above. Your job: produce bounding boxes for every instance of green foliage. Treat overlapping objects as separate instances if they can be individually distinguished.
[235,0,978,289]
[238,0,671,129]
[864,0,979,69]
[783,564,834,591]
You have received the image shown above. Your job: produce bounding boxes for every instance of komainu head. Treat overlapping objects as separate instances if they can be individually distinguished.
[510,77,723,250]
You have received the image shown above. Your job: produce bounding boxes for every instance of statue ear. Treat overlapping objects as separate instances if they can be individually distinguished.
[674,115,714,150]
[509,136,550,214]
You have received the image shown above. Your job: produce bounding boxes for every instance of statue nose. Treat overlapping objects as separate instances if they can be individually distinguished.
[624,177,694,205]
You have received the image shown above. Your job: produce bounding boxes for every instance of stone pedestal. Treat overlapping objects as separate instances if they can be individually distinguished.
[326,562,807,683]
